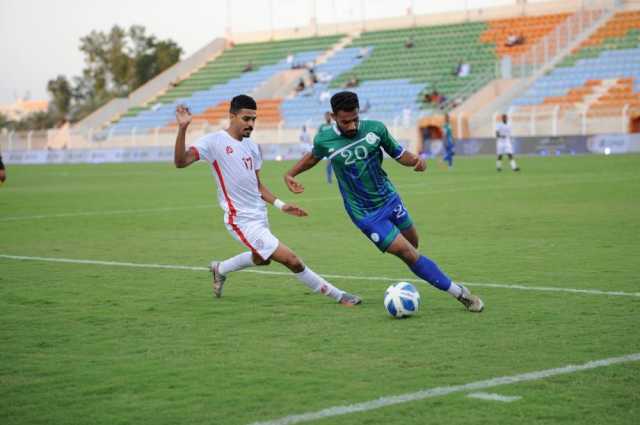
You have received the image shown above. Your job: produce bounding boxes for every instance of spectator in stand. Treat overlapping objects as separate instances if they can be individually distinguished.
[344,74,360,88]
[405,35,415,49]
[317,71,333,83]
[454,60,471,77]
[316,112,334,184]
[299,125,312,154]
[319,89,331,103]
[361,99,371,113]
[295,78,306,93]
[356,46,370,58]
[505,34,525,47]
[309,67,318,85]
[242,61,254,72]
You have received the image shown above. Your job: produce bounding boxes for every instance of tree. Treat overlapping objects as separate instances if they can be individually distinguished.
[64,25,183,124]
[76,25,182,103]
[12,25,184,131]
[47,75,72,120]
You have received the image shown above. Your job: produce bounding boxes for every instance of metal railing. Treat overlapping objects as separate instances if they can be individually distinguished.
[509,7,605,79]
[489,104,638,137]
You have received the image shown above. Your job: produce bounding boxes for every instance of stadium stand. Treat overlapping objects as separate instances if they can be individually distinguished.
[101,7,632,137]
[279,14,572,129]
[106,35,343,134]
[511,10,640,114]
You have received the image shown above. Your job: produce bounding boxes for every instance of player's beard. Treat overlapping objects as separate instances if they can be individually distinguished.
[342,129,357,138]
[337,125,357,138]
[243,127,253,137]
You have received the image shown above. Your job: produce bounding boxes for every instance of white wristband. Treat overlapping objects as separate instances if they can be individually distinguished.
[273,199,285,210]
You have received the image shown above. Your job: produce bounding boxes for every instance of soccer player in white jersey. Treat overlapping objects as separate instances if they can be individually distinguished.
[496,114,520,172]
[173,95,361,306]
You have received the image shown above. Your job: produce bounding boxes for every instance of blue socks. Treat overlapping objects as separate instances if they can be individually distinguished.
[409,255,452,291]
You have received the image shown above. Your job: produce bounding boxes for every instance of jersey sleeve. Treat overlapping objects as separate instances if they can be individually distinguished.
[312,133,327,159]
[189,134,214,162]
[379,123,404,159]
[251,141,263,171]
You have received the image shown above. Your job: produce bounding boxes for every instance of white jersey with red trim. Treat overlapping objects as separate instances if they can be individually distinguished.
[190,130,266,221]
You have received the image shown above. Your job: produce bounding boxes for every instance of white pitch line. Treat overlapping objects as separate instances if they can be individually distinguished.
[1,254,639,298]
[467,392,522,402]
[0,205,213,222]
[247,353,640,425]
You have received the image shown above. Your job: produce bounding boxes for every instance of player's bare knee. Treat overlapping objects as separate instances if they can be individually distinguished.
[252,253,270,266]
[402,249,420,266]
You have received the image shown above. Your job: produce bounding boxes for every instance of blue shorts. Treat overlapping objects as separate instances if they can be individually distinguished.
[352,195,414,252]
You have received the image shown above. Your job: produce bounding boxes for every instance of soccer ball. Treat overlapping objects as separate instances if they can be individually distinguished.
[384,282,421,318]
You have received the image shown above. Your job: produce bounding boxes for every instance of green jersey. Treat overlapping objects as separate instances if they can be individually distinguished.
[312,120,405,221]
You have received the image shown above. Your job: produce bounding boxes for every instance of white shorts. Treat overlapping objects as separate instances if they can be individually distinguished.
[224,215,279,261]
[497,139,514,155]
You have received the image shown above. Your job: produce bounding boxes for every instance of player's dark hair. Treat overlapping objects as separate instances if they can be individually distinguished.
[330,91,359,113]
[230,95,257,113]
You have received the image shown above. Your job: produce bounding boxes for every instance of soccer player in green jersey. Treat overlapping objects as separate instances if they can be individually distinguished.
[285,92,484,312]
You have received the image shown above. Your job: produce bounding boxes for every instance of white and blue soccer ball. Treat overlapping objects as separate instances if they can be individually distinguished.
[384,282,421,318]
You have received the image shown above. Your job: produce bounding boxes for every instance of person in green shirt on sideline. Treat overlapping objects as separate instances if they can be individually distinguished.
[317,111,334,183]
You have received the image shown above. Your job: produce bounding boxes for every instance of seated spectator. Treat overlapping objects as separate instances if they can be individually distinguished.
[458,62,471,77]
[424,89,446,106]
[405,35,415,49]
[344,75,360,88]
[356,46,370,58]
[309,67,318,85]
[361,99,371,113]
[453,60,471,77]
[319,89,331,103]
[505,34,525,47]
[286,53,294,67]
[242,61,254,72]
[317,71,333,83]
[453,61,462,76]
[299,125,311,146]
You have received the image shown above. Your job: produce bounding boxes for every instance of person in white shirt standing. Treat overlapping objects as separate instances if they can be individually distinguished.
[495,114,520,172]
[174,95,361,306]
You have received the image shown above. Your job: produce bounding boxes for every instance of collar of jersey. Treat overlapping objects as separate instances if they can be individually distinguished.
[222,129,246,142]
[331,120,362,136]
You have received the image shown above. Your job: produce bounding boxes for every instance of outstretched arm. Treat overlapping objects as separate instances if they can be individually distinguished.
[174,105,198,168]
[257,171,308,217]
[397,150,426,172]
[284,152,322,193]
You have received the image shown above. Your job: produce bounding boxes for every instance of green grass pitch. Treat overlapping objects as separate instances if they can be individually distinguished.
[1,154,639,424]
